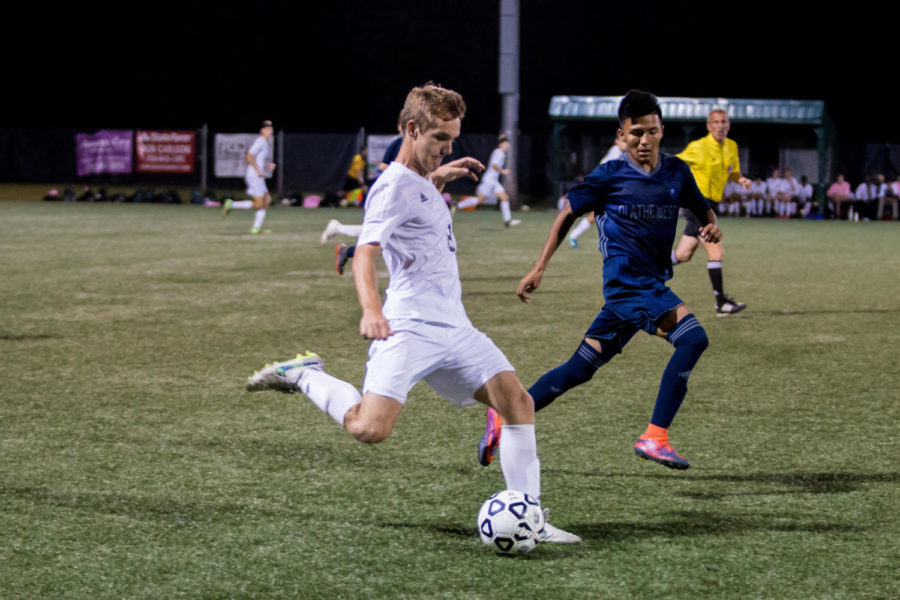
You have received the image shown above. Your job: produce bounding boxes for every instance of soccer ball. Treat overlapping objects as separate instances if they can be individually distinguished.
[477,489,545,555]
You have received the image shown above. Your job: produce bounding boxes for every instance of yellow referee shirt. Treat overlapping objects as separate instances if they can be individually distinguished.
[677,133,742,203]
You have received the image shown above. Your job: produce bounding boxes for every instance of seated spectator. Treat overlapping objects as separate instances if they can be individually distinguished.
[776,168,799,218]
[722,180,745,217]
[747,177,767,217]
[826,174,853,219]
[767,168,789,218]
[797,175,817,218]
[852,174,885,221]
[877,175,899,220]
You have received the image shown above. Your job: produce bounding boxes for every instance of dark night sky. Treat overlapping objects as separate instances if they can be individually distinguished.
[3,1,893,143]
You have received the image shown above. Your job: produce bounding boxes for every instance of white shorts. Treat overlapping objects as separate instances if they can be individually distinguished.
[363,318,514,406]
[477,179,505,199]
[245,172,268,198]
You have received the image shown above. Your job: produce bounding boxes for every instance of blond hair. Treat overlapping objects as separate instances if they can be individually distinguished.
[399,82,467,133]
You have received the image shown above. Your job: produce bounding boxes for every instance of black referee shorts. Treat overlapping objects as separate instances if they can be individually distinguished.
[682,200,719,237]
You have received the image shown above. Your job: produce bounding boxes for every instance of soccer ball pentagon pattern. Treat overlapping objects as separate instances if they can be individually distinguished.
[477,489,545,555]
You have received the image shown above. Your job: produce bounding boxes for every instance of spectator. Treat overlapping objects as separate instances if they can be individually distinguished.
[797,175,817,218]
[877,175,899,220]
[747,177,767,217]
[722,180,744,216]
[767,168,788,217]
[343,146,368,200]
[826,174,853,219]
[783,168,800,217]
[852,174,886,221]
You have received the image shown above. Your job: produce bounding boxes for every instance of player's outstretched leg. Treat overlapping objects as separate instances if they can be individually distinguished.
[246,351,362,427]
[246,351,324,393]
[321,219,340,244]
[635,314,708,470]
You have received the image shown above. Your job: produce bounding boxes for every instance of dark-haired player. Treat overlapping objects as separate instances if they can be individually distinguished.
[478,90,720,470]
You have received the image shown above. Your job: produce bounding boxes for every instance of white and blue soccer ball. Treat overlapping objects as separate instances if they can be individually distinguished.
[477,489,545,555]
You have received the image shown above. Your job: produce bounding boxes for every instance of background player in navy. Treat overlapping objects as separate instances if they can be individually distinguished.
[477,90,721,470]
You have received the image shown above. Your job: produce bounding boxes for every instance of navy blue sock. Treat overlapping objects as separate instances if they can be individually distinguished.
[651,315,709,428]
[529,340,616,412]
[346,245,356,258]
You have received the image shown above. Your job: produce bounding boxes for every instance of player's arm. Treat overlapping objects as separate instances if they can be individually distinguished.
[517,204,578,303]
[246,153,263,177]
[353,243,394,340]
[698,209,721,244]
[679,161,722,243]
[430,157,484,192]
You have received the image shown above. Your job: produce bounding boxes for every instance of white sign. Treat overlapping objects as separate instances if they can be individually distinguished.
[214,133,273,178]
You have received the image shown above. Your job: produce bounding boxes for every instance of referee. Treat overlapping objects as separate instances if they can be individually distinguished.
[672,108,750,315]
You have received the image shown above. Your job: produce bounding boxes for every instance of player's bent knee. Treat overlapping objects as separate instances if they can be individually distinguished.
[495,388,534,425]
[346,419,392,444]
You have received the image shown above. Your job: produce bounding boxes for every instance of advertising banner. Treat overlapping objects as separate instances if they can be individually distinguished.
[75,130,132,176]
[366,134,400,180]
[136,130,195,173]
[214,133,271,178]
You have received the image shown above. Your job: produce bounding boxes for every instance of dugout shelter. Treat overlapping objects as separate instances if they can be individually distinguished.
[549,95,834,201]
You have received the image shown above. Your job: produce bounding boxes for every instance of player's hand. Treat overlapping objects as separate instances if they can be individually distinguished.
[431,157,485,188]
[267,162,277,172]
[739,176,752,190]
[699,222,722,244]
[359,310,394,340]
[517,267,544,303]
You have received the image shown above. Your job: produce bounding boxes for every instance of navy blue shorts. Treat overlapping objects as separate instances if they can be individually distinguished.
[585,257,684,349]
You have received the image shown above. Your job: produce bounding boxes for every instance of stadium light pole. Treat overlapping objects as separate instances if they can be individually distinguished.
[499,0,519,204]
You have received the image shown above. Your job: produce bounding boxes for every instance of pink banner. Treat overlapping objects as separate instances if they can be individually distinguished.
[136,130,196,173]
[75,130,133,176]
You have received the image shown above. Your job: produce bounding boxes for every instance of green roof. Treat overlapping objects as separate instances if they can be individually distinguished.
[549,96,826,125]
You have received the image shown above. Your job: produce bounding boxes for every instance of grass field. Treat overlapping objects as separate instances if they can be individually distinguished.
[1,199,898,599]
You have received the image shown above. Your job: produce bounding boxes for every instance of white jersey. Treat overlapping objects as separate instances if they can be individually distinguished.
[750,180,767,196]
[245,135,270,179]
[600,144,624,164]
[357,162,471,328]
[481,147,506,185]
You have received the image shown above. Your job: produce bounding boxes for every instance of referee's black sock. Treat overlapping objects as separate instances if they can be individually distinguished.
[707,261,725,304]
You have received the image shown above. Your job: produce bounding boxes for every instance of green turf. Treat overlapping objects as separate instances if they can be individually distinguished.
[1,200,897,599]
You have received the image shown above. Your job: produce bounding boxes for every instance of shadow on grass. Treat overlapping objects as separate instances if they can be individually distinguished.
[0,333,56,341]
[753,308,900,317]
[4,486,263,524]
[573,509,863,543]
[674,471,899,500]
[562,470,898,499]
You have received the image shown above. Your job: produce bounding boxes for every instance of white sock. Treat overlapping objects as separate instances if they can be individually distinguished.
[252,209,267,230]
[457,197,479,210]
[499,424,541,499]
[337,224,362,237]
[232,200,254,209]
[501,201,512,223]
[569,216,592,240]
[293,369,361,425]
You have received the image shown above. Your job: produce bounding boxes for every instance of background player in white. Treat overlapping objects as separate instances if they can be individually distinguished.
[456,134,521,227]
[567,137,626,248]
[222,120,276,234]
[245,83,580,544]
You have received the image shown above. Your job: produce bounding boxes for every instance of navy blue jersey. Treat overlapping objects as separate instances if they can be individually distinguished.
[567,152,711,281]
[381,136,403,165]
